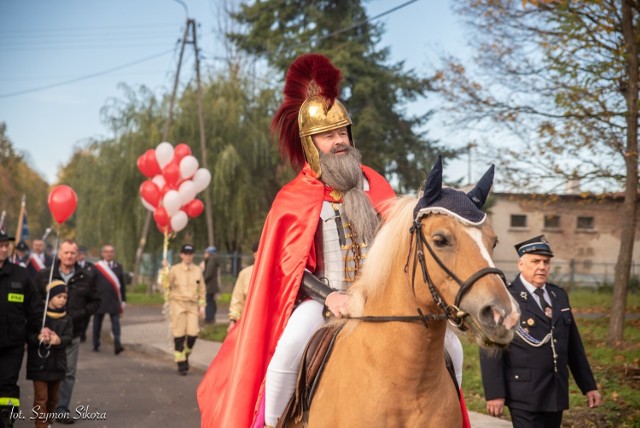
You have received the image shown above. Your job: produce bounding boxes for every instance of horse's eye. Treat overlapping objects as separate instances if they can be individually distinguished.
[432,235,448,248]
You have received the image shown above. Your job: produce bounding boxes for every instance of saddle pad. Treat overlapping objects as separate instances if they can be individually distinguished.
[278,323,344,427]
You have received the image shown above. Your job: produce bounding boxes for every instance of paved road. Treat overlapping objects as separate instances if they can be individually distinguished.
[12,304,511,427]
[14,336,201,427]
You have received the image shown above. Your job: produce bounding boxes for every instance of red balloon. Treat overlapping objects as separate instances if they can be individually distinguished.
[173,143,192,162]
[153,206,170,228]
[48,185,78,223]
[140,181,161,208]
[162,159,181,188]
[155,221,172,234]
[136,154,149,177]
[144,149,162,176]
[184,199,204,218]
[137,149,162,178]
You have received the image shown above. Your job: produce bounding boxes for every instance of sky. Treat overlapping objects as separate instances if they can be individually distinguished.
[0,0,474,186]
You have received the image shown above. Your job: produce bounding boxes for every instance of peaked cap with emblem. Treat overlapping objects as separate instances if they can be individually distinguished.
[515,235,554,258]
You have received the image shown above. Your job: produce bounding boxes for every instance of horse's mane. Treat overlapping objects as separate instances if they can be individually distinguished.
[348,196,417,317]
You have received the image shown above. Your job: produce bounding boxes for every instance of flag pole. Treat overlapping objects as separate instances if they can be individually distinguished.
[11,195,26,261]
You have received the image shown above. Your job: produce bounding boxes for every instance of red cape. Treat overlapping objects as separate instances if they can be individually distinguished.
[197,164,395,427]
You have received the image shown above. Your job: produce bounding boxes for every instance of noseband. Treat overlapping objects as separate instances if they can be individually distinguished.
[407,218,507,330]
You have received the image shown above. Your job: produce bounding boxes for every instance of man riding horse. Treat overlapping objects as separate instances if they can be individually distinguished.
[197,53,467,427]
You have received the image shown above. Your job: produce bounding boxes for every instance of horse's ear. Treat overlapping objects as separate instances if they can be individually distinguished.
[413,156,443,219]
[423,156,443,205]
[467,164,494,209]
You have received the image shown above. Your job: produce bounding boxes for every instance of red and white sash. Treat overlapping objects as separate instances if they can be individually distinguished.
[95,260,123,313]
[28,253,45,272]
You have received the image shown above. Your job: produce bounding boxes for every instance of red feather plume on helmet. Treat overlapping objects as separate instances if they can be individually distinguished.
[271,53,343,172]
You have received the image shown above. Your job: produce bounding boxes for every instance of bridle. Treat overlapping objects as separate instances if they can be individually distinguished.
[347,216,507,331]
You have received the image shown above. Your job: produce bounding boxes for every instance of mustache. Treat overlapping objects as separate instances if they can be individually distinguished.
[329,143,354,155]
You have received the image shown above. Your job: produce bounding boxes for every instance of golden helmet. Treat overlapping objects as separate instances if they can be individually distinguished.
[298,96,352,176]
[272,53,352,177]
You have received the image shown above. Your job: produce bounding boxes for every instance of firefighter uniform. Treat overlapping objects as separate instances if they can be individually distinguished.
[167,244,205,375]
[0,249,43,427]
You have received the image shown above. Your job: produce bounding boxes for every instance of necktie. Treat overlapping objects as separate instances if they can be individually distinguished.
[534,288,552,318]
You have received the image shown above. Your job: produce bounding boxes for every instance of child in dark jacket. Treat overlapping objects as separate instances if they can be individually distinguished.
[26,280,73,428]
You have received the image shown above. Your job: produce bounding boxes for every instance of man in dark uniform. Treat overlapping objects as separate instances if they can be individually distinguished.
[0,231,43,428]
[92,244,126,355]
[11,241,29,267]
[76,245,95,343]
[480,235,602,427]
[34,240,100,424]
[202,246,219,324]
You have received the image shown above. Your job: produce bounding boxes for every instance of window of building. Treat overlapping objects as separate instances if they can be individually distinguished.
[510,214,527,228]
[544,215,560,229]
[577,216,594,230]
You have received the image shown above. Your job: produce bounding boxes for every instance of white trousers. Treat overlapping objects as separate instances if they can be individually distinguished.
[265,299,325,426]
[264,301,465,425]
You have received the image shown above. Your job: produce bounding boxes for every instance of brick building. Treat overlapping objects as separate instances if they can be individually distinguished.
[488,192,640,286]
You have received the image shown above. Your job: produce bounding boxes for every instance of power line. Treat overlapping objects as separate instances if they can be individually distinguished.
[1,0,420,99]
[0,48,176,99]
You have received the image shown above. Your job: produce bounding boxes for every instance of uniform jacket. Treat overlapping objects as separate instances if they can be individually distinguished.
[228,264,254,322]
[197,164,395,428]
[0,261,43,349]
[203,256,220,295]
[479,274,597,412]
[95,260,126,315]
[26,312,73,381]
[35,262,100,338]
[168,262,206,305]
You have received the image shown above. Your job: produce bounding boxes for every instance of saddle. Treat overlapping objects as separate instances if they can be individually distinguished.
[277,323,344,427]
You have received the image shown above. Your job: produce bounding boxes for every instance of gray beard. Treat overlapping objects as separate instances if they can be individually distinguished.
[319,145,380,243]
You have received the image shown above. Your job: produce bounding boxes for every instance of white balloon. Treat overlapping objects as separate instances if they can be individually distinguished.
[179,155,199,180]
[140,198,155,212]
[152,174,166,190]
[155,142,174,169]
[192,168,211,193]
[178,180,197,206]
[170,210,188,232]
[163,190,182,217]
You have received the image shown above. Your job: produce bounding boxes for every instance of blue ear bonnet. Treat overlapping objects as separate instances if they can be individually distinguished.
[414,156,494,226]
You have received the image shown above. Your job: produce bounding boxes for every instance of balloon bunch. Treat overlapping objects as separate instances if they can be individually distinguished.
[137,142,211,233]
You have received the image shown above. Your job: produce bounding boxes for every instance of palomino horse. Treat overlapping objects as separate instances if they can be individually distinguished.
[285,158,520,427]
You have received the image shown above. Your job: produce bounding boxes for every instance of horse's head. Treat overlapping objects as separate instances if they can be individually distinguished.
[409,157,520,347]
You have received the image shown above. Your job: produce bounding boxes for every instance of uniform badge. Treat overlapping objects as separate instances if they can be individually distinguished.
[544,307,553,318]
[550,290,557,299]
[520,291,528,301]
[526,318,535,327]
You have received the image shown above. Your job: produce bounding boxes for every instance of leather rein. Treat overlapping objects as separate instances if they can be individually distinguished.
[347,217,507,331]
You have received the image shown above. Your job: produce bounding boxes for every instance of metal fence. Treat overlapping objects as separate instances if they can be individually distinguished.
[494,259,640,289]
[136,251,255,292]
[134,252,639,292]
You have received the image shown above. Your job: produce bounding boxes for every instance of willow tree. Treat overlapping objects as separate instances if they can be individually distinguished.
[171,69,282,254]
[433,0,639,346]
[228,0,453,192]
[59,84,167,267]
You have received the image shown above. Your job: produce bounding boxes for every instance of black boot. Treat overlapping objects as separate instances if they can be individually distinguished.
[177,361,188,376]
[0,408,14,428]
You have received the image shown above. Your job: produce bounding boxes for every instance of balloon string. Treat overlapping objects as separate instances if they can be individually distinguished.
[161,230,171,312]
[40,224,60,342]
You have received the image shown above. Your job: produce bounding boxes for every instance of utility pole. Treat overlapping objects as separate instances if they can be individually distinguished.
[132,18,214,288]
